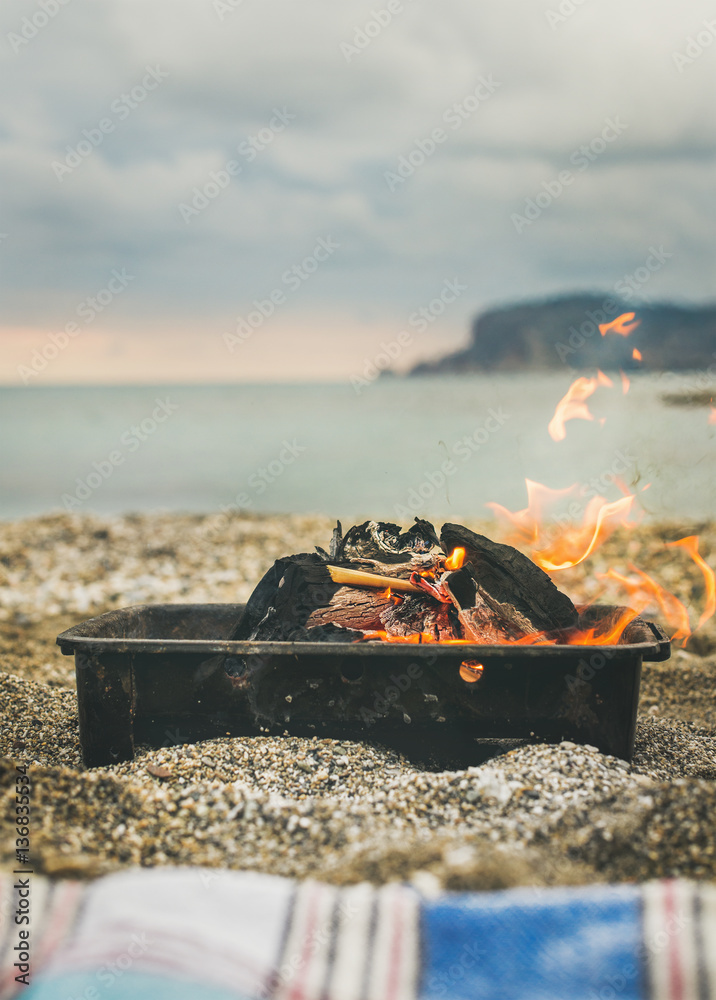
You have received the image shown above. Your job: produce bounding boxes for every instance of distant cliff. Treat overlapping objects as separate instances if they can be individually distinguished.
[408,295,716,374]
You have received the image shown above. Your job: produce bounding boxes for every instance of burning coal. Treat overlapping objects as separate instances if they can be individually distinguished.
[227,518,676,649]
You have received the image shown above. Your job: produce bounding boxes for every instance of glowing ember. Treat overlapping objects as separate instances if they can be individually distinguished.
[548,371,613,442]
[599,312,641,337]
[445,547,466,570]
[459,660,484,682]
[632,347,642,361]
[361,630,471,645]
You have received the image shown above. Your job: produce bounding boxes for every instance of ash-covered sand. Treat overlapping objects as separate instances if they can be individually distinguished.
[1,511,715,890]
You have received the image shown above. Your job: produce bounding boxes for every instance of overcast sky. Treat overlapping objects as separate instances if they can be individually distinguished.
[1,0,715,382]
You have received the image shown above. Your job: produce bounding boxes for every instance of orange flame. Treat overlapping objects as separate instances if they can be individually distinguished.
[548,371,612,442]
[533,494,636,571]
[599,313,641,337]
[708,405,716,425]
[567,605,643,646]
[377,586,403,605]
[632,347,642,361]
[445,547,466,570]
[666,536,716,631]
[620,370,630,394]
[486,479,578,548]
[599,565,691,645]
[488,478,638,572]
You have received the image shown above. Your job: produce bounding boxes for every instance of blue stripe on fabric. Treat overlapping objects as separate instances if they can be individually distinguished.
[421,883,645,1000]
[24,971,248,1000]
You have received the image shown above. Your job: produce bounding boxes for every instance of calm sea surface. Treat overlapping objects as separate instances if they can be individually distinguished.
[1,374,714,522]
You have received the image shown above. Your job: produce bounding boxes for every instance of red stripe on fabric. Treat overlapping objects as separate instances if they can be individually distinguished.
[385,891,405,1000]
[664,880,684,1000]
[286,885,322,1000]
[37,882,83,966]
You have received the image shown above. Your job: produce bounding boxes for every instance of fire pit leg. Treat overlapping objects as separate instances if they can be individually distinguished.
[75,652,135,767]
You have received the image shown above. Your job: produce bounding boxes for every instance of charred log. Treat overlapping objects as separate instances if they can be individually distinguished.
[229,554,339,641]
[230,520,580,648]
[336,518,441,563]
[378,595,455,640]
[306,587,396,632]
[440,524,578,634]
[442,566,527,643]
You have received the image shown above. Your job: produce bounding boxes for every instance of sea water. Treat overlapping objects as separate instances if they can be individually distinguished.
[1,374,714,522]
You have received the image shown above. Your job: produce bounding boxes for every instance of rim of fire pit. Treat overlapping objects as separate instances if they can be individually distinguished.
[56,602,671,661]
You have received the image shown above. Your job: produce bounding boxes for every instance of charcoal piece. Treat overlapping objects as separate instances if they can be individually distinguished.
[314,520,343,561]
[443,568,527,643]
[337,518,440,563]
[229,554,338,641]
[378,595,455,640]
[329,521,343,559]
[440,524,578,634]
[442,568,524,642]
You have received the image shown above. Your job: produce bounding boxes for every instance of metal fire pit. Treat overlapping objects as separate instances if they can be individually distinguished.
[57,603,670,767]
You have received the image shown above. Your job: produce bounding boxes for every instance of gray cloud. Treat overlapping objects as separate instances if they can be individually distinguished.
[1,0,714,350]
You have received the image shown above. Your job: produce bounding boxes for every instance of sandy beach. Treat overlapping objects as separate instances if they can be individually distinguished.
[1,511,715,890]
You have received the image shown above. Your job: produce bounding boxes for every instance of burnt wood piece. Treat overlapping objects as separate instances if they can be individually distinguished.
[378,594,455,640]
[337,519,441,563]
[230,556,400,641]
[306,587,396,631]
[314,519,343,561]
[443,567,528,643]
[229,554,339,641]
[441,524,579,634]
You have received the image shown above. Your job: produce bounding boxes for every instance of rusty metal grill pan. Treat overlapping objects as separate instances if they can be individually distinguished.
[57,603,670,767]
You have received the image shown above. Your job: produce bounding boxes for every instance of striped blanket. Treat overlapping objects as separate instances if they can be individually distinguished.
[1,869,714,999]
